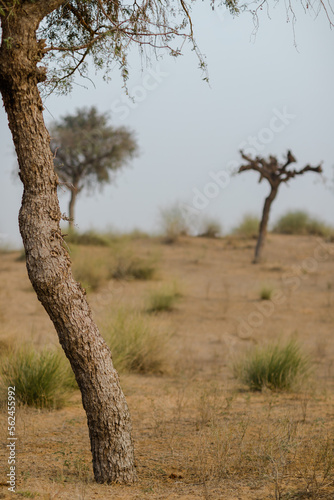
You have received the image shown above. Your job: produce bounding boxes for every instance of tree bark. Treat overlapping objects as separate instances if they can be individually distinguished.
[68,187,78,229]
[0,6,136,484]
[254,185,278,264]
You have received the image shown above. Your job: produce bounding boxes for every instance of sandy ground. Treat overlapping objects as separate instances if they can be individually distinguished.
[0,234,334,499]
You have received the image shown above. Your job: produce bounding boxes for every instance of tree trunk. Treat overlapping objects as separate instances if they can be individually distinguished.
[254,185,278,264]
[69,187,78,229]
[0,7,136,484]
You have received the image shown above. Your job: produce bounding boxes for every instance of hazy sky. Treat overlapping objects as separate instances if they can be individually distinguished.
[0,2,333,247]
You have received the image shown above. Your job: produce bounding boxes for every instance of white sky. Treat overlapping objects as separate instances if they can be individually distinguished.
[0,2,333,247]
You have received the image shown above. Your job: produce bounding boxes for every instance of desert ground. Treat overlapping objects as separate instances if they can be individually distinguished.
[1,233,334,499]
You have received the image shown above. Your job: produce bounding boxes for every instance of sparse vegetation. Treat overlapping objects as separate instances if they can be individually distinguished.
[1,234,333,498]
[64,229,113,247]
[159,203,190,243]
[111,255,156,280]
[71,244,157,291]
[72,249,111,292]
[0,347,72,408]
[198,217,222,238]
[147,285,181,313]
[273,210,332,237]
[234,340,311,391]
[259,286,273,300]
[101,310,168,374]
[232,214,259,238]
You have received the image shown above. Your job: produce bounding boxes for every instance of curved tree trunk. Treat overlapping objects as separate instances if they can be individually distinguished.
[0,7,136,484]
[254,185,278,264]
[69,187,78,229]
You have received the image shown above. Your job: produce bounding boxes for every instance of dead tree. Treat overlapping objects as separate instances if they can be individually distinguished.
[238,151,322,263]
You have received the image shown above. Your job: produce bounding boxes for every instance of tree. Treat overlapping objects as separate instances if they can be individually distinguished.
[0,0,229,485]
[0,0,331,486]
[238,150,322,263]
[51,106,137,228]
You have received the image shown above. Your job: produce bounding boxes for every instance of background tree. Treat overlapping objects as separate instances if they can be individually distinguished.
[238,151,322,263]
[51,107,137,228]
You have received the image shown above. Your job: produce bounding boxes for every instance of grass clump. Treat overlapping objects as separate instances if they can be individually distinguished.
[273,210,332,237]
[259,286,273,300]
[159,203,190,244]
[111,255,156,281]
[72,251,110,292]
[64,229,112,247]
[102,310,168,374]
[147,285,181,313]
[198,217,222,238]
[233,214,259,238]
[234,340,311,392]
[0,347,72,408]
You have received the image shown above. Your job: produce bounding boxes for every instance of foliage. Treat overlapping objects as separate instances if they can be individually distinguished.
[0,347,72,408]
[233,214,259,238]
[273,210,332,237]
[147,285,181,313]
[234,340,311,392]
[198,217,222,238]
[38,0,234,94]
[64,229,113,247]
[259,286,273,300]
[111,255,156,281]
[159,203,191,243]
[51,106,137,195]
[101,310,168,374]
[72,250,111,292]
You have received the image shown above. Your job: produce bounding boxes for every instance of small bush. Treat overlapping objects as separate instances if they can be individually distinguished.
[259,286,273,300]
[64,229,112,247]
[198,218,222,238]
[0,347,71,408]
[102,310,168,374]
[233,215,259,239]
[234,340,311,392]
[72,253,109,292]
[159,203,190,244]
[147,285,181,313]
[111,256,156,281]
[273,211,332,237]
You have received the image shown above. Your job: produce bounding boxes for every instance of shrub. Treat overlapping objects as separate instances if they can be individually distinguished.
[273,210,332,237]
[147,285,181,313]
[111,256,156,281]
[198,218,222,238]
[259,286,273,300]
[72,252,109,292]
[64,229,112,247]
[0,347,72,408]
[233,215,259,239]
[159,203,190,243]
[102,310,168,374]
[233,340,311,392]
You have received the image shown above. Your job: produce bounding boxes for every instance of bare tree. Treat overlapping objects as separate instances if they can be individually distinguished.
[238,151,322,263]
[51,106,138,228]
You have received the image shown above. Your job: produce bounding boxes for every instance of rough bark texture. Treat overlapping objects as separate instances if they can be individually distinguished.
[0,3,136,484]
[238,150,322,264]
